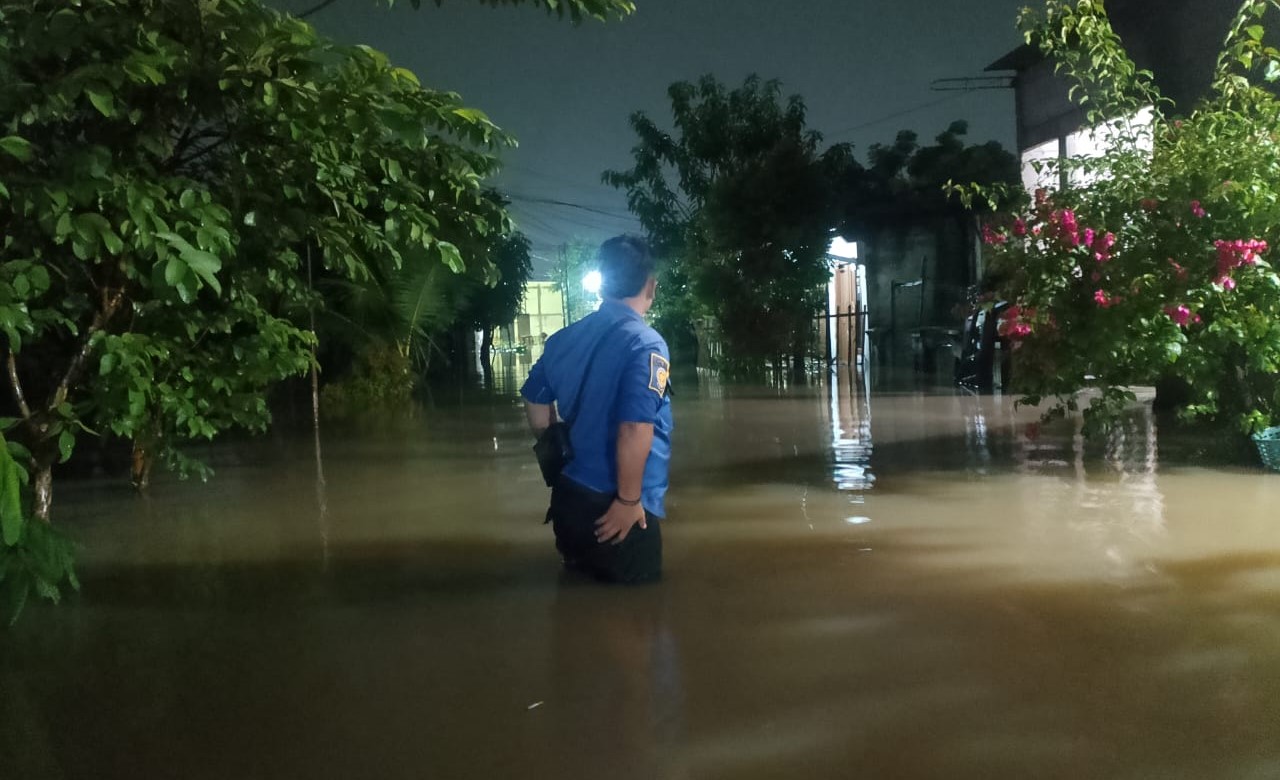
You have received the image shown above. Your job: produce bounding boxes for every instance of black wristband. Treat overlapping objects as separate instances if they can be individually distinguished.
[615,495,641,507]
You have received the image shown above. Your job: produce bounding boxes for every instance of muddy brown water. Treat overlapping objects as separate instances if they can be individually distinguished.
[4,372,1280,779]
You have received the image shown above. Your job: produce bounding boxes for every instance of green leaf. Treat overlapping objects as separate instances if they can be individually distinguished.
[100,353,116,375]
[179,189,196,209]
[102,230,124,255]
[55,212,73,240]
[0,136,33,162]
[180,247,222,295]
[391,67,420,86]
[438,240,464,273]
[0,432,25,546]
[1247,24,1265,41]
[164,256,185,287]
[57,429,74,464]
[85,85,116,118]
[71,238,93,261]
[243,211,257,226]
[452,107,489,124]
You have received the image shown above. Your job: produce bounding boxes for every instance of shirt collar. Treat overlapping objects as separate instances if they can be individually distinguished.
[600,299,643,322]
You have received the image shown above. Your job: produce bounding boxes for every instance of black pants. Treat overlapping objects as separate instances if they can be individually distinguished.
[547,476,662,584]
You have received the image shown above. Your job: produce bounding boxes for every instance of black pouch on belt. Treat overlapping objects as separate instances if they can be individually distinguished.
[530,319,627,488]
[533,421,573,487]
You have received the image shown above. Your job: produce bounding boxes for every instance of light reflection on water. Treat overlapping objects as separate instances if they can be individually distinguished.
[826,368,875,495]
[5,375,1280,779]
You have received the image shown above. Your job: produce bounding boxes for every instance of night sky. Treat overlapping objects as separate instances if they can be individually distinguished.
[277,0,1029,271]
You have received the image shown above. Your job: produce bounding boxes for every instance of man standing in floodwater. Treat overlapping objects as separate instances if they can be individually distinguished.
[521,236,672,583]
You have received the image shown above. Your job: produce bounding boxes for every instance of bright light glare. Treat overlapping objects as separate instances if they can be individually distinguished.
[582,270,602,295]
[845,516,872,525]
[828,237,858,260]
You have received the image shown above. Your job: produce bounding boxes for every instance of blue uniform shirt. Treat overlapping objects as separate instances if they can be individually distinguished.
[521,300,673,517]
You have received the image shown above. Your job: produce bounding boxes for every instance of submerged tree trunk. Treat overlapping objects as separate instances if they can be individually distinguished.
[480,328,495,388]
[480,328,494,369]
[130,440,154,491]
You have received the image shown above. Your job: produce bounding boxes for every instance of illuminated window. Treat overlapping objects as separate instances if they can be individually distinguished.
[1020,138,1060,193]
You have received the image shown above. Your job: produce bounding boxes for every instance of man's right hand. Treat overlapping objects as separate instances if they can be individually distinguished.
[594,499,647,545]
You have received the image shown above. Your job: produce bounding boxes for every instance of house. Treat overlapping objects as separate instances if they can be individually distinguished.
[986,0,1251,183]
[491,279,566,368]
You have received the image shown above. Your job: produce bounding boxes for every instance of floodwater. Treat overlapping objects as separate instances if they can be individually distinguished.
[4,371,1280,779]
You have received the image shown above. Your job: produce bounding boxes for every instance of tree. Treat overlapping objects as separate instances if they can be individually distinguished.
[464,231,533,368]
[0,0,632,622]
[548,239,600,326]
[959,0,1280,436]
[0,0,515,626]
[832,121,1018,238]
[605,75,850,374]
[304,0,635,22]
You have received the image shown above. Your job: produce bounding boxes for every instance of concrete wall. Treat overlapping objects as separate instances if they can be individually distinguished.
[1011,0,1253,153]
[860,214,976,353]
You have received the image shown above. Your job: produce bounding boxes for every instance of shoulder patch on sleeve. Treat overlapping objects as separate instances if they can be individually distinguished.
[648,353,670,397]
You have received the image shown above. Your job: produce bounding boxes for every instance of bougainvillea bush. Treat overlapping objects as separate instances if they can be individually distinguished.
[959,0,1280,436]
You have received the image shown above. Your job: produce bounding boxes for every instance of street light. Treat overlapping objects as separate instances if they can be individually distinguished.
[828,236,858,260]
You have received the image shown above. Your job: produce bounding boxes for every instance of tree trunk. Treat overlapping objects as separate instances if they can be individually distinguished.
[310,343,325,489]
[791,329,806,383]
[480,328,494,368]
[130,440,154,491]
[33,465,52,523]
[480,328,495,388]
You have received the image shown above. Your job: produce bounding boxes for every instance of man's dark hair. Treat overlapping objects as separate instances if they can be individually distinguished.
[598,235,655,300]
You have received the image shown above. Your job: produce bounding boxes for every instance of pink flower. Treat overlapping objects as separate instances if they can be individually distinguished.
[1091,231,1116,263]
[982,224,1007,246]
[1012,218,1028,237]
[1165,305,1196,327]
[1215,239,1268,284]
[1051,210,1080,248]
[1093,289,1119,308]
[1190,200,1206,218]
[1081,228,1096,247]
[999,304,1035,340]
[1168,259,1189,281]
[1031,225,1042,236]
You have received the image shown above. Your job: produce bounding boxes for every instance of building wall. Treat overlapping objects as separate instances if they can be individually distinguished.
[860,215,976,354]
[493,281,565,367]
[1011,0,1257,155]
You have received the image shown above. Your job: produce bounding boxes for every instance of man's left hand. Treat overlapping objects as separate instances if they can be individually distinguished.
[594,500,647,545]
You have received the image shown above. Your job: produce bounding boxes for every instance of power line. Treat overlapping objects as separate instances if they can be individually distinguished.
[503,162,618,195]
[297,0,340,19]
[505,192,639,223]
[931,76,1014,92]
[827,93,966,139]
[517,201,637,233]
